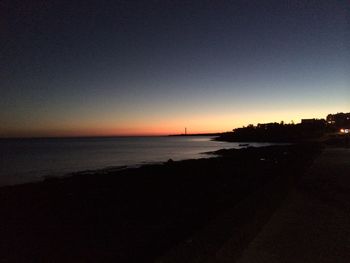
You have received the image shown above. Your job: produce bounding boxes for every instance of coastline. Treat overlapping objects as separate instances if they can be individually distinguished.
[0,135,241,187]
[0,143,321,262]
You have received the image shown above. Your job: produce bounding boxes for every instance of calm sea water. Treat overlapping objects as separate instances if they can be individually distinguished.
[0,136,274,186]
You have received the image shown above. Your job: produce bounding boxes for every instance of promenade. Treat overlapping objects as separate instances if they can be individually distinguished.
[235,146,350,263]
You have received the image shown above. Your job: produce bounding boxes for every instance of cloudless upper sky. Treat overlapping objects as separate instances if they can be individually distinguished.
[1,0,349,137]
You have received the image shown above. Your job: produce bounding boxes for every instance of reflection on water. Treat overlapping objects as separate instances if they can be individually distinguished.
[0,136,274,186]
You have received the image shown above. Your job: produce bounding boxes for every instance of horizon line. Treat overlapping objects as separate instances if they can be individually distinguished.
[0,132,223,140]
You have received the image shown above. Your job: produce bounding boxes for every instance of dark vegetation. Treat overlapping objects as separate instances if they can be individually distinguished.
[0,144,321,262]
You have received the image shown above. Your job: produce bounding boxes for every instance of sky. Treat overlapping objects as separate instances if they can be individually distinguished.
[1,0,349,137]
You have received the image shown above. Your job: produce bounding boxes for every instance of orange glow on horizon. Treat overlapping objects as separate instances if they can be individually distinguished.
[1,106,348,138]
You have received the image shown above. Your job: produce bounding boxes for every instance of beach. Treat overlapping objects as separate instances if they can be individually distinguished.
[0,143,321,262]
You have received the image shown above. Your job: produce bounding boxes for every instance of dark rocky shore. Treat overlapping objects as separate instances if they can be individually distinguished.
[0,144,321,262]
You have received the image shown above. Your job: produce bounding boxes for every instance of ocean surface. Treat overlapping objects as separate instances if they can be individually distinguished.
[0,136,274,186]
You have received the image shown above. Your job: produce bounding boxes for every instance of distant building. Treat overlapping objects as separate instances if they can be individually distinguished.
[301,118,325,124]
[326,112,350,127]
[257,122,281,130]
[300,119,326,130]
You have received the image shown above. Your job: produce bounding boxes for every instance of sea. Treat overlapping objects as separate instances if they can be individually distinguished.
[0,136,274,186]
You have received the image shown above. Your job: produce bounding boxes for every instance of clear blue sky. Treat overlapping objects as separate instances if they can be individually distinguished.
[1,0,349,137]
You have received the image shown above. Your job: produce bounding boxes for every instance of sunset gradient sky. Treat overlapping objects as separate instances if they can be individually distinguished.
[1,0,349,137]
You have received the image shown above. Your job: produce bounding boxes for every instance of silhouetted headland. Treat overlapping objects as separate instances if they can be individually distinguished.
[216,112,350,142]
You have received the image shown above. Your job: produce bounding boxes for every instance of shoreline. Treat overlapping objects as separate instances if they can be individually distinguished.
[0,143,285,189]
[0,138,280,188]
[0,143,322,262]
[0,152,215,189]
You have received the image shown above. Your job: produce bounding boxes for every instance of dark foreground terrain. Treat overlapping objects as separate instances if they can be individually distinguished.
[235,142,350,263]
[0,144,321,262]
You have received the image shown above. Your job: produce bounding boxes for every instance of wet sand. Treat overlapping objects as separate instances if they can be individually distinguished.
[0,144,320,262]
